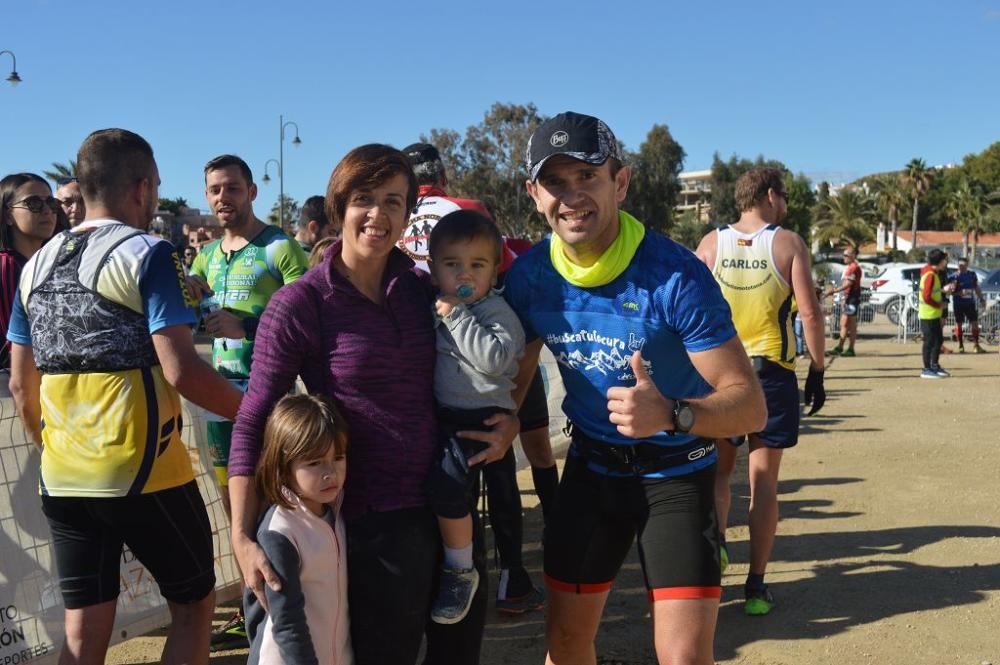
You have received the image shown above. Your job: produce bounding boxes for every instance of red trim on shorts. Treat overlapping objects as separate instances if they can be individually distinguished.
[544,574,613,594]
[649,586,722,601]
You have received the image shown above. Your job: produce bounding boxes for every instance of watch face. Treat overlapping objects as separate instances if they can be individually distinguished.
[676,403,695,432]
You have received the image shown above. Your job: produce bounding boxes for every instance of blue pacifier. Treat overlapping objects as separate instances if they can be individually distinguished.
[456,284,474,299]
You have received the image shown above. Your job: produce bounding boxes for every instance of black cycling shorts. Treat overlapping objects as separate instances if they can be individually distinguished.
[953,301,978,324]
[730,363,799,449]
[41,480,215,609]
[844,295,862,317]
[543,454,721,601]
[518,368,549,432]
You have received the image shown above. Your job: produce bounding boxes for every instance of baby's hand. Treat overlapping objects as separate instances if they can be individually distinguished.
[436,295,461,317]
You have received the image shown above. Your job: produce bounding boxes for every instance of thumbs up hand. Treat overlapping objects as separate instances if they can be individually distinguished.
[606,351,674,439]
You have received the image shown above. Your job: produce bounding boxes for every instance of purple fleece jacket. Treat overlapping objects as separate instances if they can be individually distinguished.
[228,242,439,520]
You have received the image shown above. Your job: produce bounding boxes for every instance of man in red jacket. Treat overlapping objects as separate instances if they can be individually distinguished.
[401,142,558,614]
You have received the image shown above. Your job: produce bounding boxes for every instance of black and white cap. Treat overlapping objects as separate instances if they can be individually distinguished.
[525,111,623,182]
[402,142,441,166]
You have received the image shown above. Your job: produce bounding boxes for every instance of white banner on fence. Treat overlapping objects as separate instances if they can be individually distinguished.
[0,376,241,665]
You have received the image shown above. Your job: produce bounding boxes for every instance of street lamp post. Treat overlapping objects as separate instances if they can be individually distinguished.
[1,50,22,86]
[262,159,281,185]
[261,159,281,224]
[278,115,302,231]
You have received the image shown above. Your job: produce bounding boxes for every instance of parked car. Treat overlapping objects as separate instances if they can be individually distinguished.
[981,268,1000,304]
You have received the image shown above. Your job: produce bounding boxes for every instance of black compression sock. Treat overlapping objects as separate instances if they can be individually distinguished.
[745,572,765,593]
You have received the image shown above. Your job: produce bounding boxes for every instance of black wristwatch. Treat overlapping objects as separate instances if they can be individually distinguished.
[672,399,696,433]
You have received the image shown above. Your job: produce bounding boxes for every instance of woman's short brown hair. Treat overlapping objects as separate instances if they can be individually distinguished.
[255,394,349,510]
[325,144,417,234]
[734,168,786,212]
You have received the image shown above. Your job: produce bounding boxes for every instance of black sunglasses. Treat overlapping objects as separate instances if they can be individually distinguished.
[7,195,61,214]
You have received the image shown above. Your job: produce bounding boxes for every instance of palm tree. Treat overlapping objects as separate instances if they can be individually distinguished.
[42,160,78,183]
[813,187,876,253]
[902,158,934,249]
[949,179,1000,263]
[871,175,907,251]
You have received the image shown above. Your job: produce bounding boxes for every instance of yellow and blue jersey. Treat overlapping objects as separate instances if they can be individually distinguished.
[7,220,198,497]
[712,225,795,371]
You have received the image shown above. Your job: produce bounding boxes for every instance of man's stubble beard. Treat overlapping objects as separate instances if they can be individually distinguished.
[222,206,253,231]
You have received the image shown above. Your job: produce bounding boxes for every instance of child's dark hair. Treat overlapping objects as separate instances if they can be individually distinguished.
[428,210,503,265]
[256,394,349,509]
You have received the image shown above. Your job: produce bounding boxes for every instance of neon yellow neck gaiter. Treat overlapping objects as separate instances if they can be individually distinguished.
[550,210,645,288]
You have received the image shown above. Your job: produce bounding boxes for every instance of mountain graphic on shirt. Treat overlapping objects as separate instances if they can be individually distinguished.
[556,346,652,378]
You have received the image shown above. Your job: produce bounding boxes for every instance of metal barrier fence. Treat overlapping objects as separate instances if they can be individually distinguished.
[823,292,878,339]
[0,378,241,664]
[897,293,1000,344]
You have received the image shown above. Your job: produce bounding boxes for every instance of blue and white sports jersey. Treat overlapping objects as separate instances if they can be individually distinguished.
[505,231,736,457]
[949,270,979,304]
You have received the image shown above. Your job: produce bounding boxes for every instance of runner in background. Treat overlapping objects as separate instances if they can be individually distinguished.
[697,167,826,616]
[294,194,336,254]
[948,257,987,353]
[188,154,309,651]
[826,247,861,357]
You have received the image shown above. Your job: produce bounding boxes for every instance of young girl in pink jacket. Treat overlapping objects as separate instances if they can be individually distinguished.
[246,394,352,665]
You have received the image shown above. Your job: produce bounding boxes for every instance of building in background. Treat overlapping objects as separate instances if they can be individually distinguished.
[675,170,712,222]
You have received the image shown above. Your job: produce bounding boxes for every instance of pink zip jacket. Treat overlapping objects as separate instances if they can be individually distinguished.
[245,489,352,665]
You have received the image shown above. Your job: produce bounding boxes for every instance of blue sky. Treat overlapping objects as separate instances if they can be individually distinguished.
[2,0,998,218]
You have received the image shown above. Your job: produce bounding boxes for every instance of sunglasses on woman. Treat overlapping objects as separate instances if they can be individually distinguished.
[7,195,61,214]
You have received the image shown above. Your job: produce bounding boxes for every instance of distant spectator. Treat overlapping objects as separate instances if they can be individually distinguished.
[918,249,951,378]
[826,247,862,357]
[183,245,198,270]
[55,177,86,227]
[295,195,335,253]
[1,173,58,369]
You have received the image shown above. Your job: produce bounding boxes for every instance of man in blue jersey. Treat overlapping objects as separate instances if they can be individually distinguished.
[949,257,986,353]
[504,112,766,665]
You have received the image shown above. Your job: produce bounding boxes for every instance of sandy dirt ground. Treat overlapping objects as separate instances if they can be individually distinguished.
[107,333,1000,665]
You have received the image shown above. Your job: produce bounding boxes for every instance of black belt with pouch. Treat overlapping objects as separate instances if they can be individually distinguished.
[566,423,716,475]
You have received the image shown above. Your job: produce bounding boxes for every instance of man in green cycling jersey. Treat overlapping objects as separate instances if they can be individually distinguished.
[188,154,308,650]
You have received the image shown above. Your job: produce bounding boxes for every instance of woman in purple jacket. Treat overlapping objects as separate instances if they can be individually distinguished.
[228,144,518,665]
